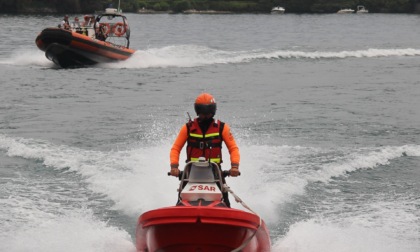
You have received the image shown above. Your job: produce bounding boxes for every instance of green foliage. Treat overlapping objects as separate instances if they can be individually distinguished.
[172,0,192,12]
[371,0,408,12]
[15,0,33,11]
[280,0,317,13]
[190,0,210,10]
[209,1,258,12]
[137,1,149,9]
[153,1,170,11]
[311,0,358,12]
[121,0,145,12]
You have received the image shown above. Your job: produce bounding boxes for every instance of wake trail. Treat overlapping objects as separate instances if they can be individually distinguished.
[2,134,419,220]
[107,46,420,68]
[3,46,418,68]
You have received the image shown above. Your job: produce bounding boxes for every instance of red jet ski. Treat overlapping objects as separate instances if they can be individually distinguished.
[35,8,135,68]
[136,159,271,252]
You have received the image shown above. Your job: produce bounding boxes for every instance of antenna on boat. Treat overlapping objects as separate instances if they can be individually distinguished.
[118,0,121,12]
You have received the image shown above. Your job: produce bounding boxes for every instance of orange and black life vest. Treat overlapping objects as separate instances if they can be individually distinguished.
[186,118,224,163]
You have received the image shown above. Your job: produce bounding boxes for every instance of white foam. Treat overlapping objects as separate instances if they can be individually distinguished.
[3,46,420,69]
[0,49,53,67]
[0,208,135,252]
[1,133,420,251]
[105,46,420,69]
[272,218,419,252]
[1,134,419,221]
[224,143,420,223]
[104,45,247,68]
[0,134,178,216]
[225,145,312,222]
[312,145,420,182]
[270,48,420,59]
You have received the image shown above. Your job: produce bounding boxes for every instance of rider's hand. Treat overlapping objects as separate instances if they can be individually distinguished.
[170,168,180,177]
[229,167,240,177]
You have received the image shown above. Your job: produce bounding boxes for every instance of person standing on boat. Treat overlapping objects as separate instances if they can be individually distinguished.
[170,93,240,207]
[96,25,108,41]
[60,15,70,30]
[82,15,90,26]
[72,17,81,30]
[82,15,94,27]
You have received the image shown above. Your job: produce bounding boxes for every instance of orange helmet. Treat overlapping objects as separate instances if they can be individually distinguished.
[194,93,217,116]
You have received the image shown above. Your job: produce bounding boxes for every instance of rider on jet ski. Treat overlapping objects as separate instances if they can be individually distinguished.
[169,93,240,207]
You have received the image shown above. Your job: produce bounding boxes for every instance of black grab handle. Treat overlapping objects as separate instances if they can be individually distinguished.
[167,171,184,177]
[222,170,241,177]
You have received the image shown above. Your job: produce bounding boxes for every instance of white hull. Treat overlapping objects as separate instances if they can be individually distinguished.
[271,7,285,14]
[337,9,354,14]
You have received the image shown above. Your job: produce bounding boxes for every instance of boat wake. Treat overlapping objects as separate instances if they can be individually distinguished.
[2,46,420,69]
[273,217,419,252]
[0,49,53,67]
[1,134,419,213]
[1,133,419,251]
[0,206,135,252]
[106,45,420,69]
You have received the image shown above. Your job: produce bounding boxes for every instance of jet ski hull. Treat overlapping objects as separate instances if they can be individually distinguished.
[136,205,271,252]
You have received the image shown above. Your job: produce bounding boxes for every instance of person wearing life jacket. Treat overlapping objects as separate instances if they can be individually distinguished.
[72,17,81,29]
[60,15,70,30]
[170,93,240,207]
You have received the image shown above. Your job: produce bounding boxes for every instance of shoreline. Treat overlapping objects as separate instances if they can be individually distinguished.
[2,8,420,15]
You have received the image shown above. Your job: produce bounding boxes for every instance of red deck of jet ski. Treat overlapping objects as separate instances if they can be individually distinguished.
[35,8,135,68]
[136,159,271,252]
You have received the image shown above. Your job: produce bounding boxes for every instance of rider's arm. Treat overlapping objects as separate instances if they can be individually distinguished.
[170,124,188,168]
[222,123,240,168]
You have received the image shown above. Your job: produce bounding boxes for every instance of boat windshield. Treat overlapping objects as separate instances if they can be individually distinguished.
[94,12,131,48]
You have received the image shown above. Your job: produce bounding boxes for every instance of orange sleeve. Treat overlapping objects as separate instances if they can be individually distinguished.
[222,123,240,168]
[170,124,188,168]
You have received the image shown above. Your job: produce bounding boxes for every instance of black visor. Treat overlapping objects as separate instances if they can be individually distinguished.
[194,103,216,115]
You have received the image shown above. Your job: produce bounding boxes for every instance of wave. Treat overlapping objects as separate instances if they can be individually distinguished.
[0,207,135,252]
[1,134,419,220]
[1,134,420,251]
[228,143,420,223]
[105,46,420,68]
[0,134,177,216]
[309,145,420,182]
[0,49,53,67]
[272,217,419,252]
[2,46,419,68]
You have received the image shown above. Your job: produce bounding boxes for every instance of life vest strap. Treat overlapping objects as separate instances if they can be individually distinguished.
[187,141,222,149]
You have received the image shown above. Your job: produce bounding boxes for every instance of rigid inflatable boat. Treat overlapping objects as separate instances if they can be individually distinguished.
[136,159,271,252]
[35,8,135,68]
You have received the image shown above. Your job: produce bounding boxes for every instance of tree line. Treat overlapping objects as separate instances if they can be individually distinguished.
[0,0,418,13]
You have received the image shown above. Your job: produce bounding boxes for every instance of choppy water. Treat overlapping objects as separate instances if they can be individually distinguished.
[0,13,419,252]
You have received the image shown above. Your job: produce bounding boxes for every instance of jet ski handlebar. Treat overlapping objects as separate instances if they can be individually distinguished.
[167,170,233,178]
[167,160,240,178]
